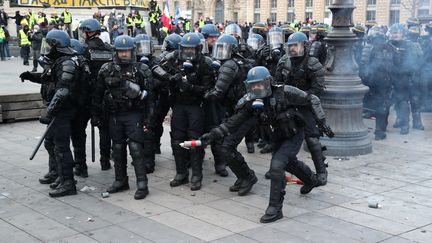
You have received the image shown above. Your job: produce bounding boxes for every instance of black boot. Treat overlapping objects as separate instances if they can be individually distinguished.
[257,139,266,148]
[211,142,228,177]
[229,178,242,192]
[306,138,328,186]
[285,159,318,195]
[74,161,88,178]
[260,144,274,154]
[49,179,77,197]
[412,112,425,130]
[260,171,285,223]
[50,176,63,189]
[246,142,255,153]
[238,170,258,196]
[100,155,111,171]
[143,140,155,174]
[221,146,256,195]
[190,149,204,191]
[129,141,149,200]
[300,174,319,194]
[170,140,189,187]
[107,143,129,193]
[39,157,58,184]
[264,170,271,179]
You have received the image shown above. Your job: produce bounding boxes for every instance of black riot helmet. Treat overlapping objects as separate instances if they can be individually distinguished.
[179,33,202,61]
[113,35,136,64]
[135,34,154,57]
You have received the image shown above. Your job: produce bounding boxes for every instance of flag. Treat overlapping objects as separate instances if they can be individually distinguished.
[175,7,181,20]
[161,2,170,29]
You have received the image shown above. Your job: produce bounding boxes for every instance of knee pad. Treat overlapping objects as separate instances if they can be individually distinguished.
[128,141,144,160]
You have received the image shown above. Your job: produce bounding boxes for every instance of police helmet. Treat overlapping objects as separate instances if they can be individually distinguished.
[113,35,136,64]
[196,32,209,54]
[179,33,202,61]
[310,24,327,41]
[286,32,308,57]
[225,23,242,40]
[388,23,406,42]
[45,29,73,56]
[251,22,267,38]
[299,25,311,38]
[79,19,101,32]
[352,25,366,38]
[407,26,420,41]
[244,66,273,99]
[247,33,265,50]
[70,39,85,55]
[201,24,220,38]
[367,28,387,45]
[212,34,238,60]
[267,26,284,50]
[162,33,182,52]
[135,34,153,57]
[406,17,419,27]
[280,24,296,42]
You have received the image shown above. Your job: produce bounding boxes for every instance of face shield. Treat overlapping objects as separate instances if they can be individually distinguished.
[212,42,232,60]
[201,39,209,54]
[225,25,242,40]
[180,46,197,61]
[245,77,272,99]
[286,42,305,57]
[247,37,261,50]
[40,38,51,55]
[309,32,317,41]
[136,40,153,56]
[267,31,283,50]
[114,49,136,64]
[389,31,404,42]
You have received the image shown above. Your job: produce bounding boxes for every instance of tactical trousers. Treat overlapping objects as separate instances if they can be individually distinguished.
[71,110,90,168]
[153,90,171,150]
[392,74,411,129]
[99,115,111,160]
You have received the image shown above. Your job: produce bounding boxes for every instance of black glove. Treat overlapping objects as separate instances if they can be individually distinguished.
[200,132,215,147]
[91,116,101,127]
[19,71,34,82]
[204,89,220,101]
[39,114,53,125]
[317,119,335,138]
[169,73,183,83]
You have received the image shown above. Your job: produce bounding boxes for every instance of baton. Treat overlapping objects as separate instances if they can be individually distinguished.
[91,125,95,162]
[29,118,55,160]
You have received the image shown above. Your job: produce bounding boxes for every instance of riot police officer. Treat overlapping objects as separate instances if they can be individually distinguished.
[225,23,254,59]
[162,33,213,191]
[246,33,265,53]
[201,24,220,55]
[21,30,80,197]
[352,25,366,66]
[95,35,153,200]
[280,24,296,43]
[79,18,113,174]
[200,66,333,223]
[275,32,327,185]
[308,24,328,65]
[204,34,258,186]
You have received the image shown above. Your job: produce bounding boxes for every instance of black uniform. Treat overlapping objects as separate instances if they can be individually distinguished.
[420,35,432,111]
[308,40,327,65]
[275,53,327,184]
[85,37,113,171]
[95,61,154,199]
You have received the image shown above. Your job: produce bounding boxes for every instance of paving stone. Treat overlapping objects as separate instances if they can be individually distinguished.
[46,233,100,243]
[85,224,152,243]
[399,224,432,243]
[149,211,233,241]
[207,198,268,222]
[145,187,196,210]
[181,204,260,233]
[379,236,417,243]
[122,217,204,243]
[240,225,312,243]
[3,212,78,242]
[0,219,42,243]
[210,234,260,243]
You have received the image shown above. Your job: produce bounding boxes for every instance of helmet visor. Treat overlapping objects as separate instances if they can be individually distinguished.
[201,39,209,54]
[212,42,233,60]
[115,49,136,64]
[247,37,260,50]
[267,32,283,49]
[389,31,404,41]
[180,46,197,61]
[286,42,305,57]
[40,38,51,55]
[136,40,152,56]
[225,25,242,39]
[245,77,272,99]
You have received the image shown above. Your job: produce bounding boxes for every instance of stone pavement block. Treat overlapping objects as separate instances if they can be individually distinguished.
[3,212,78,242]
[354,162,431,183]
[210,234,260,243]
[0,197,34,218]
[145,187,196,210]
[207,198,267,222]
[181,204,260,233]
[59,194,141,224]
[149,211,233,242]
[102,191,172,217]
[380,189,432,208]
[292,212,391,242]
[47,233,100,243]
[400,184,432,197]
[379,236,417,243]
[399,224,432,243]
[320,206,412,235]
[85,224,152,243]
[122,217,205,243]
[240,225,312,243]
[292,186,356,206]
[338,196,432,227]
[317,182,373,199]
[419,179,432,188]
[0,219,42,243]
[329,173,407,193]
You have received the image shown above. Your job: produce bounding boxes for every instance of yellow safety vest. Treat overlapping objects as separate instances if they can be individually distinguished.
[127,17,133,27]
[185,22,190,31]
[37,16,45,24]
[199,20,205,28]
[134,16,142,24]
[0,28,5,42]
[149,13,157,23]
[63,12,72,24]
[21,18,29,27]
[19,29,31,46]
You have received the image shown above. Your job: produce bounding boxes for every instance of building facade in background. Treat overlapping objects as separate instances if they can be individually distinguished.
[159,0,432,26]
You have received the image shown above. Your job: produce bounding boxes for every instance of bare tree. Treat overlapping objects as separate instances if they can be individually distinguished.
[401,0,423,17]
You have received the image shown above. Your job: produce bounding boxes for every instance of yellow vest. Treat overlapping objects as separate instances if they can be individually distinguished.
[199,20,205,28]
[63,12,72,23]
[21,18,29,27]
[127,17,133,27]
[37,16,45,24]
[134,16,142,24]
[0,28,5,42]
[149,13,157,23]
[19,29,31,46]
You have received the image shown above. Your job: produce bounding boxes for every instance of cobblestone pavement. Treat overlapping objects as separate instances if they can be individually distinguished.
[0,113,431,243]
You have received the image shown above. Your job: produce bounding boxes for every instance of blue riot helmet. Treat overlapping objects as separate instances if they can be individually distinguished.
[79,19,101,40]
[70,39,85,55]
[45,29,74,57]
[135,34,153,57]
[244,66,273,100]
[113,35,136,64]
[247,33,265,50]
[267,26,284,50]
[196,32,209,54]
[286,32,308,57]
[367,27,387,46]
[406,17,420,28]
[407,26,420,41]
[388,23,406,43]
[162,33,182,52]
[179,33,202,62]
[225,23,242,42]
[201,24,220,39]
[212,34,238,60]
